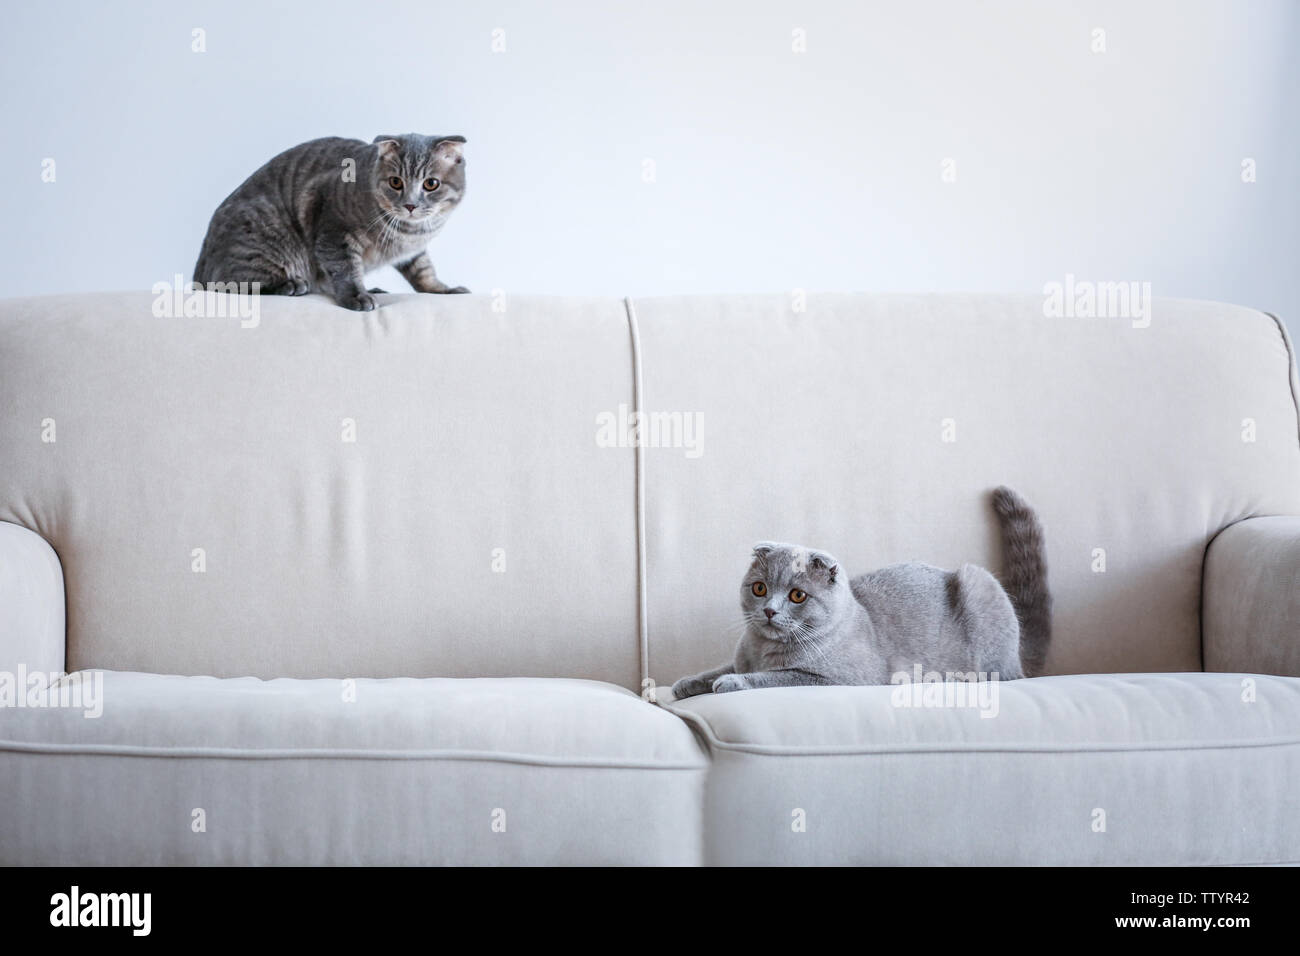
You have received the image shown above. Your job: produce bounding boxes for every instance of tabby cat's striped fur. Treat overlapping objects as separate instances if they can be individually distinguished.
[194,134,468,311]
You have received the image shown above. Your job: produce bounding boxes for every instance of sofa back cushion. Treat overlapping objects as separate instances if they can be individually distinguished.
[632,294,1300,685]
[4,292,1298,687]
[0,292,641,686]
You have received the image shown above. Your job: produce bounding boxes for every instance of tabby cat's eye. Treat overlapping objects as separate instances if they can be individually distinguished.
[789,588,807,604]
[388,176,404,191]
[751,582,767,597]
[422,177,441,192]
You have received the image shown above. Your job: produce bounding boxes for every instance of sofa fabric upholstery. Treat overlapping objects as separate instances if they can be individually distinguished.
[0,522,64,675]
[0,293,641,685]
[1,291,1297,867]
[1204,516,1300,677]
[0,672,707,865]
[632,294,1300,687]
[2,293,1297,687]
[667,673,1300,865]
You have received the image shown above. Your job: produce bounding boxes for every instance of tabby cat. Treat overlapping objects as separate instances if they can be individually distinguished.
[193,134,468,311]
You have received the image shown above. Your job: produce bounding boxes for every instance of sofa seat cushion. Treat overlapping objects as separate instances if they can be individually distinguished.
[0,672,707,865]
[666,672,1300,865]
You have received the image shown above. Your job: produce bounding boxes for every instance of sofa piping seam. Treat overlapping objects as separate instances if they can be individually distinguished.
[0,739,708,768]
[1263,311,1300,451]
[666,709,1300,757]
[624,296,650,693]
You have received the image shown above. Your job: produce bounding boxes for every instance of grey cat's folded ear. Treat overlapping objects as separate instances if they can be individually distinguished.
[751,542,781,559]
[809,550,840,583]
[372,137,401,157]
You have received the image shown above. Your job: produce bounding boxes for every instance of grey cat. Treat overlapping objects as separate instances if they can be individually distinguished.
[193,134,468,311]
[671,486,1051,697]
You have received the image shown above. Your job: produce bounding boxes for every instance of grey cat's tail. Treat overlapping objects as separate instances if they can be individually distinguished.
[990,486,1052,677]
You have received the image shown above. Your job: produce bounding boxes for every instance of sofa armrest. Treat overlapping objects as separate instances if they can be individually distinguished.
[1203,516,1300,676]
[0,522,65,674]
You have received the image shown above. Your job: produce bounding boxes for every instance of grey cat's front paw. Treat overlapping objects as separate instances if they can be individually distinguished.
[366,287,389,295]
[671,677,708,699]
[712,674,751,694]
[444,285,470,294]
[339,291,377,312]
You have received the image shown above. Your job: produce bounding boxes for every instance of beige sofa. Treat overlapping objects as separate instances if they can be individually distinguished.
[1,291,1297,864]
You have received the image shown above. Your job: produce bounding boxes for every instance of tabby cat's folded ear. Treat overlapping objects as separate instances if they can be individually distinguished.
[433,137,466,163]
[372,137,401,156]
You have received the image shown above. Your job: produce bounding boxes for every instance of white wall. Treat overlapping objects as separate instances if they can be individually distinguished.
[1,0,1296,330]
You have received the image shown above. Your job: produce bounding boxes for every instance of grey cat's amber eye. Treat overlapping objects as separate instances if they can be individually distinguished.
[388,176,404,191]
[422,178,441,192]
[751,582,767,597]
[789,588,807,604]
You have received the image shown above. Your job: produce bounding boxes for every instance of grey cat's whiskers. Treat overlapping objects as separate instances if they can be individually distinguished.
[789,624,833,670]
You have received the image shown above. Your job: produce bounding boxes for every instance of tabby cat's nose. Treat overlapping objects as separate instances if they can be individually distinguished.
[764,608,776,620]
[404,204,416,213]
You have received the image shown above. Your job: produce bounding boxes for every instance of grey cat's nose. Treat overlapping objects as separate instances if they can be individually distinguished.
[764,608,776,620]
[404,204,416,213]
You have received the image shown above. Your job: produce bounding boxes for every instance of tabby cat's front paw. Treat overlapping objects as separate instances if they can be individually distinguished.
[444,285,470,294]
[712,674,751,694]
[338,291,377,312]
